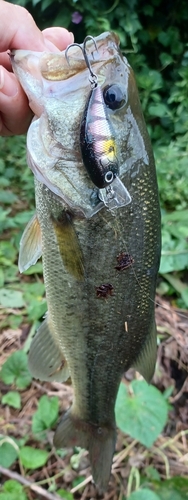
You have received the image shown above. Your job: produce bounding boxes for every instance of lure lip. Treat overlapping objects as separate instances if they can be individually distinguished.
[98,175,132,211]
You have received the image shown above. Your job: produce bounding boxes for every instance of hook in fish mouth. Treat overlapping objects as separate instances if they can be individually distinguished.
[65,35,98,88]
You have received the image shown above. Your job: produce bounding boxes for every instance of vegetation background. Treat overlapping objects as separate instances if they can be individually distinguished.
[0,0,188,499]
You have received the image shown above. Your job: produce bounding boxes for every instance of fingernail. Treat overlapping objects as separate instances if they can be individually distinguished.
[69,32,74,43]
[0,67,18,97]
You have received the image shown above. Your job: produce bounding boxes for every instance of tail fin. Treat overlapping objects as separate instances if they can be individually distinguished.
[53,409,116,492]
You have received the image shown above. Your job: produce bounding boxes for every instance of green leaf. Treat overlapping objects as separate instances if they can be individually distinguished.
[145,466,161,481]
[0,479,28,500]
[23,262,43,275]
[2,391,21,409]
[0,268,4,286]
[57,489,74,500]
[0,241,17,263]
[19,446,49,469]
[162,386,174,400]
[128,489,160,500]
[148,103,169,117]
[14,210,35,225]
[0,289,25,308]
[32,395,59,437]
[0,190,18,204]
[162,210,188,223]
[2,480,23,493]
[0,442,18,468]
[0,351,32,389]
[115,381,168,447]
[72,476,86,489]
[159,52,173,67]
[27,300,47,321]
[154,477,188,499]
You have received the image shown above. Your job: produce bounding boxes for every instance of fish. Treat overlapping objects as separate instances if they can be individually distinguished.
[11,32,161,492]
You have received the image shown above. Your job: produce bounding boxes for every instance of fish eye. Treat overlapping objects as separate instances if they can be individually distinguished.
[103,84,126,110]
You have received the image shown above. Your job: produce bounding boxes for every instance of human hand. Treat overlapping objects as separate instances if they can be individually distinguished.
[0,1,74,136]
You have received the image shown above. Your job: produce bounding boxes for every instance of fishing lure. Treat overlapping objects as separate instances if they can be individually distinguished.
[66,36,132,211]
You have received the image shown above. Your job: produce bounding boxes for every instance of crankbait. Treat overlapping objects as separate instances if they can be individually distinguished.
[66,36,131,211]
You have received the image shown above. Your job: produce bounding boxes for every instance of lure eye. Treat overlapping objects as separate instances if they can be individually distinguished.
[105,171,114,184]
[103,84,126,110]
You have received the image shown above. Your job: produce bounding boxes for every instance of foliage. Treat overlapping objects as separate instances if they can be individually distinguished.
[153,477,188,500]
[0,480,28,500]
[57,490,74,500]
[19,446,49,469]
[115,381,169,448]
[129,477,188,500]
[128,490,160,500]
[155,139,188,212]
[1,391,21,409]
[0,351,32,389]
[0,439,19,468]
[32,394,59,439]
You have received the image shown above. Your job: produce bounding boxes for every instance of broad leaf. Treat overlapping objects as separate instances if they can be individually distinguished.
[115,381,168,447]
[2,391,21,409]
[0,289,25,308]
[0,442,18,468]
[0,351,32,389]
[19,446,49,469]
[32,395,59,438]
[128,489,160,500]
[154,477,188,500]
[57,490,74,500]
[0,479,27,500]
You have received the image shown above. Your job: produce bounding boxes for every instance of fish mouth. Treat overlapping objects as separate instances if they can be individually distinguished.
[11,32,131,218]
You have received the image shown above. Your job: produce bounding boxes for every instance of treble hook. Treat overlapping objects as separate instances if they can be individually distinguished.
[65,35,98,88]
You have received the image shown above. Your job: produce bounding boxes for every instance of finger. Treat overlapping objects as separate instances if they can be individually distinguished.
[0,53,11,71]
[0,67,33,136]
[0,28,74,73]
[43,28,74,51]
[0,2,47,52]
[0,2,73,53]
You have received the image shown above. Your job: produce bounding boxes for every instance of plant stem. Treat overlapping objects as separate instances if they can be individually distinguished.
[0,465,62,500]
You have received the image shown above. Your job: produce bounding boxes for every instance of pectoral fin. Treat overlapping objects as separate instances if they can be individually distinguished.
[18,213,42,272]
[28,316,69,383]
[52,212,84,281]
[133,321,157,382]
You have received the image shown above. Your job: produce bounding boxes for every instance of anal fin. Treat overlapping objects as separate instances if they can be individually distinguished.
[28,316,69,383]
[19,213,42,272]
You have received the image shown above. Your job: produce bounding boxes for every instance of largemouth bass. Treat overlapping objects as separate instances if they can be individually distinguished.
[11,32,161,491]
